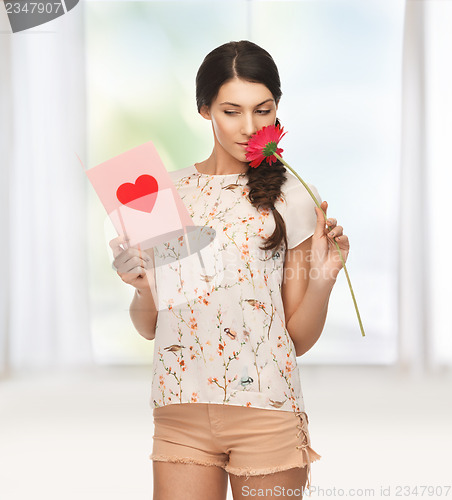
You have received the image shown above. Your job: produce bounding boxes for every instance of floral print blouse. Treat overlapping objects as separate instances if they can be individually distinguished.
[150,164,322,415]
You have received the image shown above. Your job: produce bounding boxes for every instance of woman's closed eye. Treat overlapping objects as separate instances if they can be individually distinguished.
[224,110,271,115]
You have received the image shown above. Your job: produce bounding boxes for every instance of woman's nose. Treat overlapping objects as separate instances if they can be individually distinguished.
[241,114,259,137]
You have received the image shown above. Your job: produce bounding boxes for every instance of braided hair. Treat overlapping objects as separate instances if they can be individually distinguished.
[244,116,288,251]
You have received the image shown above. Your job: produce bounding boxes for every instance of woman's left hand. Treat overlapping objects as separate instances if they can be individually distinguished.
[310,200,350,284]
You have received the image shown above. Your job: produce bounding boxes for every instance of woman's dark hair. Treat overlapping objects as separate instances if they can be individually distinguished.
[195,40,288,253]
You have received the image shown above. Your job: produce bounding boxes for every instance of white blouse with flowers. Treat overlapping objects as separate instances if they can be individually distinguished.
[150,163,322,415]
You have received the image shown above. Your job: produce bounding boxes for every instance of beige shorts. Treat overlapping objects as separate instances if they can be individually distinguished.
[150,402,321,490]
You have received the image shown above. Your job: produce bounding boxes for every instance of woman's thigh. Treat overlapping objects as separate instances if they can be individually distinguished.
[229,466,308,500]
[153,461,228,500]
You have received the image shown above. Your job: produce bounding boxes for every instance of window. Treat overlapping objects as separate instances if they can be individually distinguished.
[85,0,405,364]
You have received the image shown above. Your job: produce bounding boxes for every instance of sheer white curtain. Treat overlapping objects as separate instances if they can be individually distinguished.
[399,0,452,374]
[0,19,13,377]
[0,5,93,377]
[423,1,452,371]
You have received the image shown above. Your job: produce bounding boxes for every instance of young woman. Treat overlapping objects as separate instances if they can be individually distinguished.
[110,40,349,500]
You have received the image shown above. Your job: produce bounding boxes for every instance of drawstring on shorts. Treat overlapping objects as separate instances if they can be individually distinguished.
[295,411,313,492]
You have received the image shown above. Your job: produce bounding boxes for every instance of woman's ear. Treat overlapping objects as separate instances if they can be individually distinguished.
[199,104,211,120]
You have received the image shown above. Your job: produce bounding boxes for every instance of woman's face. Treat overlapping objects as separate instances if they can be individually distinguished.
[200,77,278,164]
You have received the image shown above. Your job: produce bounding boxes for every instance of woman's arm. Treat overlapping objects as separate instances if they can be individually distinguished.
[286,279,334,357]
[282,200,349,356]
[109,235,159,340]
[129,287,158,341]
[282,236,335,356]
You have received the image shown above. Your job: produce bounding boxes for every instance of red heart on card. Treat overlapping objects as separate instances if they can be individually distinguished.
[116,175,159,213]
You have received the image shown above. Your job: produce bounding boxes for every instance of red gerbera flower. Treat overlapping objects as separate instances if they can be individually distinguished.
[245,124,287,168]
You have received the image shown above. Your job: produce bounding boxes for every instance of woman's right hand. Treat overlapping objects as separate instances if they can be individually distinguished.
[109,235,154,292]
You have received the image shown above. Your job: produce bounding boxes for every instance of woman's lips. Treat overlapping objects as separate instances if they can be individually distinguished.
[237,143,248,149]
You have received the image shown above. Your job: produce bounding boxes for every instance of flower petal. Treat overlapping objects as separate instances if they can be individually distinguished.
[245,124,287,168]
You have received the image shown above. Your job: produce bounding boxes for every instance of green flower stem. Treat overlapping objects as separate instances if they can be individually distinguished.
[274,152,366,337]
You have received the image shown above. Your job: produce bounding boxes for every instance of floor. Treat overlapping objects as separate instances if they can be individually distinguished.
[0,365,451,500]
